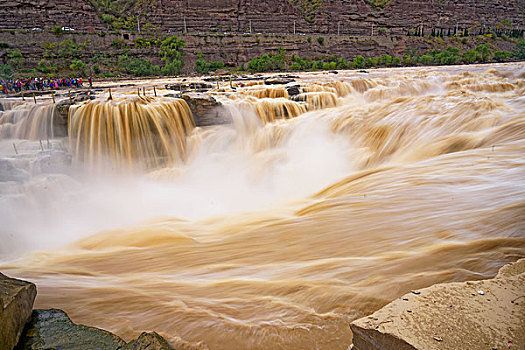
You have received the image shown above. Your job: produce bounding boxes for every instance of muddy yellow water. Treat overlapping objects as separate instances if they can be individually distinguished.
[1,64,525,349]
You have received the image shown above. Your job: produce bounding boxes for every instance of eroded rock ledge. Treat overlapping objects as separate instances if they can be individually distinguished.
[350,259,525,350]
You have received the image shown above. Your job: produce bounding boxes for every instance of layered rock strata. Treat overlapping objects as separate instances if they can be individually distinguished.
[1,0,522,36]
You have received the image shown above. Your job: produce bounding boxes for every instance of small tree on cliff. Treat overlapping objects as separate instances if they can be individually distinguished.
[159,36,185,76]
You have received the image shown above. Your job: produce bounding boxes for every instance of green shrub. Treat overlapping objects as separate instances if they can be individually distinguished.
[365,57,378,67]
[402,54,413,65]
[69,59,87,74]
[336,57,349,69]
[419,54,434,65]
[118,55,160,76]
[195,53,208,74]
[57,39,79,58]
[317,37,324,46]
[493,50,511,62]
[352,55,365,69]
[513,40,525,59]
[462,49,481,64]
[51,25,64,35]
[7,49,24,69]
[475,44,491,62]
[208,60,225,71]
[0,64,13,80]
[159,36,185,75]
[161,60,182,76]
[0,42,9,49]
[378,54,393,66]
[433,47,459,65]
[290,62,302,71]
[37,60,56,73]
[392,56,401,66]
[291,55,312,70]
[247,48,286,73]
[195,52,225,74]
[312,60,324,70]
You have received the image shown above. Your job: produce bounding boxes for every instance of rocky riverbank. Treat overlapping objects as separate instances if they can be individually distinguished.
[350,259,525,350]
[0,272,178,350]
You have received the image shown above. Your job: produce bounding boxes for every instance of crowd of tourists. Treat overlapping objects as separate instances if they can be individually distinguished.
[0,77,93,94]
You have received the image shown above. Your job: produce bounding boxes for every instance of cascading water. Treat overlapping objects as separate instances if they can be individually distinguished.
[0,101,60,140]
[69,96,195,169]
[0,64,524,350]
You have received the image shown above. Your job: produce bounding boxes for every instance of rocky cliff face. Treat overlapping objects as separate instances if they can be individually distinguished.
[0,0,102,30]
[0,0,523,35]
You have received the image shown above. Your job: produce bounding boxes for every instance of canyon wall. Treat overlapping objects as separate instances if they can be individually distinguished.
[1,0,523,35]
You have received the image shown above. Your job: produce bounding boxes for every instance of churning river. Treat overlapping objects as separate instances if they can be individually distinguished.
[1,63,524,349]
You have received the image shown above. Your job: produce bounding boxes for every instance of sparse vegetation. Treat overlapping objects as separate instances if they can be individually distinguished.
[248,48,286,72]
[117,55,160,76]
[87,0,139,31]
[70,59,87,74]
[287,0,322,23]
[364,0,394,9]
[514,39,525,59]
[195,52,224,74]
[0,64,13,80]
[6,49,24,69]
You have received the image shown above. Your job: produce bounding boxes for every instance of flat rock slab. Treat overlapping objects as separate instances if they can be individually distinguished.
[351,259,525,350]
[16,309,174,350]
[0,273,37,350]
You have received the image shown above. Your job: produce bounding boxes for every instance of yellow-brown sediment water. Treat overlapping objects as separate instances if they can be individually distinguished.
[68,96,194,169]
[0,102,59,140]
[1,64,524,350]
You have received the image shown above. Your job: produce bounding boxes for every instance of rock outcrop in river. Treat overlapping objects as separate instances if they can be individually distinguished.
[351,259,525,350]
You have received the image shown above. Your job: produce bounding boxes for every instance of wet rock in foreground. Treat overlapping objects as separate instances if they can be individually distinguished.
[350,259,525,350]
[0,273,37,350]
[123,332,174,350]
[181,93,232,126]
[16,309,175,350]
